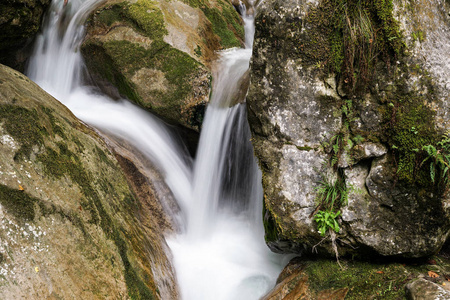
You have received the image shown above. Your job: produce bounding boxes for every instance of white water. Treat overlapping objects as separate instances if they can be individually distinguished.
[27,0,287,299]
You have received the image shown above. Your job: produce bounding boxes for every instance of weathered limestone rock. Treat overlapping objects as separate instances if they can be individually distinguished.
[81,0,244,131]
[0,64,177,299]
[406,278,450,300]
[0,0,50,71]
[248,0,450,257]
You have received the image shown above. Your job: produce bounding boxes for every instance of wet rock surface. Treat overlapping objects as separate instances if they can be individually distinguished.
[0,64,177,299]
[81,0,244,132]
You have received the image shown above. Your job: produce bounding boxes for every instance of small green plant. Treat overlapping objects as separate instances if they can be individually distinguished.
[421,135,450,187]
[312,172,348,237]
[194,45,202,57]
[314,210,341,236]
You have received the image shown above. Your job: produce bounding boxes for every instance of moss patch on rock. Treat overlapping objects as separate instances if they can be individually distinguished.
[182,0,244,48]
[0,184,39,221]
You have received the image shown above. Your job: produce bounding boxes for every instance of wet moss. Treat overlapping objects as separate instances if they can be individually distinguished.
[101,39,201,113]
[263,198,281,243]
[41,106,67,139]
[0,105,47,160]
[0,184,39,221]
[126,0,167,40]
[181,0,243,48]
[292,0,405,94]
[305,259,412,299]
[96,4,126,27]
[82,42,142,104]
[385,96,437,185]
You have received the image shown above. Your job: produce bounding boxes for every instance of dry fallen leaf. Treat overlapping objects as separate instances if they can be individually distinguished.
[19,185,24,191]
[376,271,384,274]
[428,271,439,278]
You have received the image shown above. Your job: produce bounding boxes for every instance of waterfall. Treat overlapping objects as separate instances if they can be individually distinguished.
[27,0,288,298]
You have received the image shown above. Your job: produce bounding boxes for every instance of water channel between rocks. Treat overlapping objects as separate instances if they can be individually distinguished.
[26,0,290,298]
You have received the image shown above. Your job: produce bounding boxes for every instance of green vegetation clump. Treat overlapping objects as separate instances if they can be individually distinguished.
[181,0,244,48]
[302,0,404,94]
[385,95,437,185]
[305,258,419,299]
[126,0,167,40]
[102,39,201,111]
[0,184,39,221]
[421,135,450,192]
[313,171,348,237]
[0,105,47,160]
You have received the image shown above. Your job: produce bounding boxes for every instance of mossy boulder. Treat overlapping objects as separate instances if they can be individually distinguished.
[264,255,450,299]
[247,0,450,257]
[0,0,50,71]
[0,64,177,299]
[81,0,244,131]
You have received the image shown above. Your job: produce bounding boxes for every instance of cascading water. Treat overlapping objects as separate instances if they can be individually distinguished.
[27,0,288,298]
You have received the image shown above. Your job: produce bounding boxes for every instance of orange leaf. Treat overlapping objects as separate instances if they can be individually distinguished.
[428,271,439,278]
[376,271,383,274]
[18,185,24,191]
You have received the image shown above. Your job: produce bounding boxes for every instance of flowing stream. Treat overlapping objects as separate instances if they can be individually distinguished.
[27,0,288,298]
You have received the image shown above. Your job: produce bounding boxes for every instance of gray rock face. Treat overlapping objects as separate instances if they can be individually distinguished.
[248,0,450,257]
[0,64,177,299]
[406,278,450,300]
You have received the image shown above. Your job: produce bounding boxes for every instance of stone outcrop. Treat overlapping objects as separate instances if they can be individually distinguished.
[0,0,50,71]
[247,0,450,257]
[264,255,450,299]
[406,278,450,300]
[0,64,177,299]
[81,0,244,131]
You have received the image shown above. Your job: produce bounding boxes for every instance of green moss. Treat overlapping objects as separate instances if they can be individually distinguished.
[181,0,243,48]
[82,42,142,104]
[302,0,404,94]
[126,0,167,40]
[202,6,241,48]
[263,199,281,243]
[101,39,201,115]
[305,259,414,299]
[41,106,67,139]
[0,184,39,221]
[38,141,155,298]
[0,105,47,160]
[385,94,437,186]
[96,4,126,27]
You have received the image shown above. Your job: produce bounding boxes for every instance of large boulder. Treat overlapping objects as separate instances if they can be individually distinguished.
[0,0,50,71]
[264,255,450,299]
[0,64,177,299]
[81,0,244,131]
[248,0,450,257]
